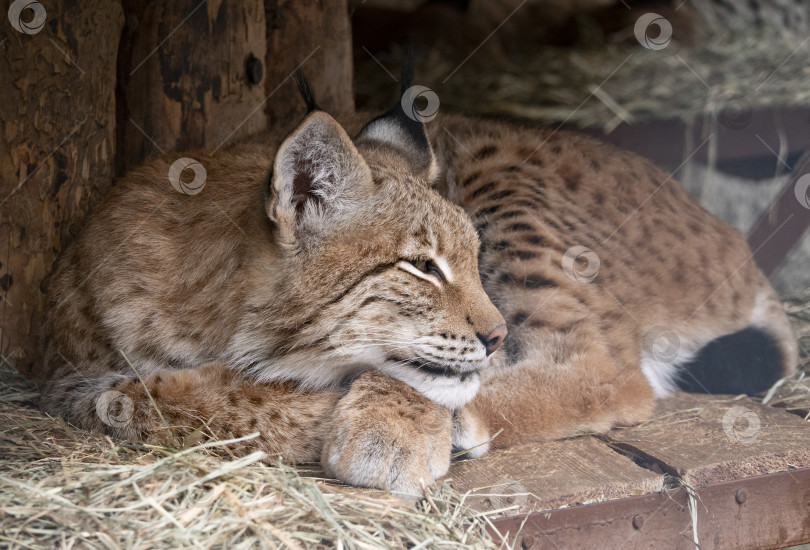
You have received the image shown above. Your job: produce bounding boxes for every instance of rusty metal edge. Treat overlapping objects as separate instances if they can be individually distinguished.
[489,467,810,550]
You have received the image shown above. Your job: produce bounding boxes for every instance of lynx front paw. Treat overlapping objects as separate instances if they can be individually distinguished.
[321,371,452,499]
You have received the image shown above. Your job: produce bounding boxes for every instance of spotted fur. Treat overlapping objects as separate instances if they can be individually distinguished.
[38,101,796,497]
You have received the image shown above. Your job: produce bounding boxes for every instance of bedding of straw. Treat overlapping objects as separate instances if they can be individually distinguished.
[0,367,504,549]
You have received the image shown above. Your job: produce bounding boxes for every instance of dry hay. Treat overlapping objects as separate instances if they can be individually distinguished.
[0,368,503,550]
[355,33,810,132]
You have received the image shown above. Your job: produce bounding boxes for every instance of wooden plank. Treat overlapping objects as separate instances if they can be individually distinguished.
[445,436,663,516]
[582,106,810,168]
[117,0,268,173]
[606,393,810,487]
[747,152,810,276]
[492,468,810,550]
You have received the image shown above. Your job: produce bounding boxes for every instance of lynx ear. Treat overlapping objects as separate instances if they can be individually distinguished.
[268,111,372,248]
[355,90,439,181]
[356,56,438,180]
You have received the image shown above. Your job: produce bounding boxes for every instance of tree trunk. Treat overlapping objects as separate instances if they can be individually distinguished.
[0,0,124,375]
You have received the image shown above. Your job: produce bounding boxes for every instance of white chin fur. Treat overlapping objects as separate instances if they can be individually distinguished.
[381,366,481,409]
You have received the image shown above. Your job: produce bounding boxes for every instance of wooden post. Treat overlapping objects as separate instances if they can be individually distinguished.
[0,0,124,374]
[116,0,269,173]
[265,0,355,131]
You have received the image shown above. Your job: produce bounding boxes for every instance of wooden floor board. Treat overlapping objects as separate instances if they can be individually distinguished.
[605,393,810,486]
[446,436,663,515]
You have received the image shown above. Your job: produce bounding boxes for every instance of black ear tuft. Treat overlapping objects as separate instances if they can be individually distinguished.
[294,70,319,113]
[355,52,437,178]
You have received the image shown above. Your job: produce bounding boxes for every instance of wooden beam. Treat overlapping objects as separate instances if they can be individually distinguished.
[584,106,810,169]
[0,0,124,374]
[446,436,663,516]
[605,393,810,487]
[491,467,810,550]
[746,152,810,276]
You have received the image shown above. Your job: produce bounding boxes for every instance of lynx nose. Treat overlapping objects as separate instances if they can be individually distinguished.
[478,324,507,356]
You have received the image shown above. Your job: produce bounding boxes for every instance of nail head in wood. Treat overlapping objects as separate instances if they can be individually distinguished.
[521,534,535,548]
[632,514,644,530]
[735,488,747,504]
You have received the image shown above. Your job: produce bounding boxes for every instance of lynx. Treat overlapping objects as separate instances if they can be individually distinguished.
[39,78,796,498]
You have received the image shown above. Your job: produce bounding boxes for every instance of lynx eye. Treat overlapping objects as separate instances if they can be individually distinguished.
[408,259,447,283]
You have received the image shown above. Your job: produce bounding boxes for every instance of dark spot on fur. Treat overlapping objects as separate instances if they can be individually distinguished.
[525,274,556,289]
[564,174,581,192]
[491,190,515,200]
[507,223,534,232]
[495,210,523,220]
[471,182,496,198]
[504,336,522,364]
[512,312,529,325]
[474,204,501,217]
[461,170,482,187]
[474,145,498,160]
[520,234,547,246]
[228,393,239,407]
[509,250,538,260]
[249,395,264,406]
[249,418,258,428]
[551,145,562,154]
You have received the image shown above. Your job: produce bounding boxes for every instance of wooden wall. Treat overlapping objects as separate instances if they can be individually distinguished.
[0,0,353,375]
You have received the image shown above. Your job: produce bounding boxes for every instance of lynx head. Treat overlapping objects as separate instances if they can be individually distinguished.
[260,89,505,409]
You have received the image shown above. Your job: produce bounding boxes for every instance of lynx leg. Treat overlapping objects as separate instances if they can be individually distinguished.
[454,311,655,452]
[41,361,340,462]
